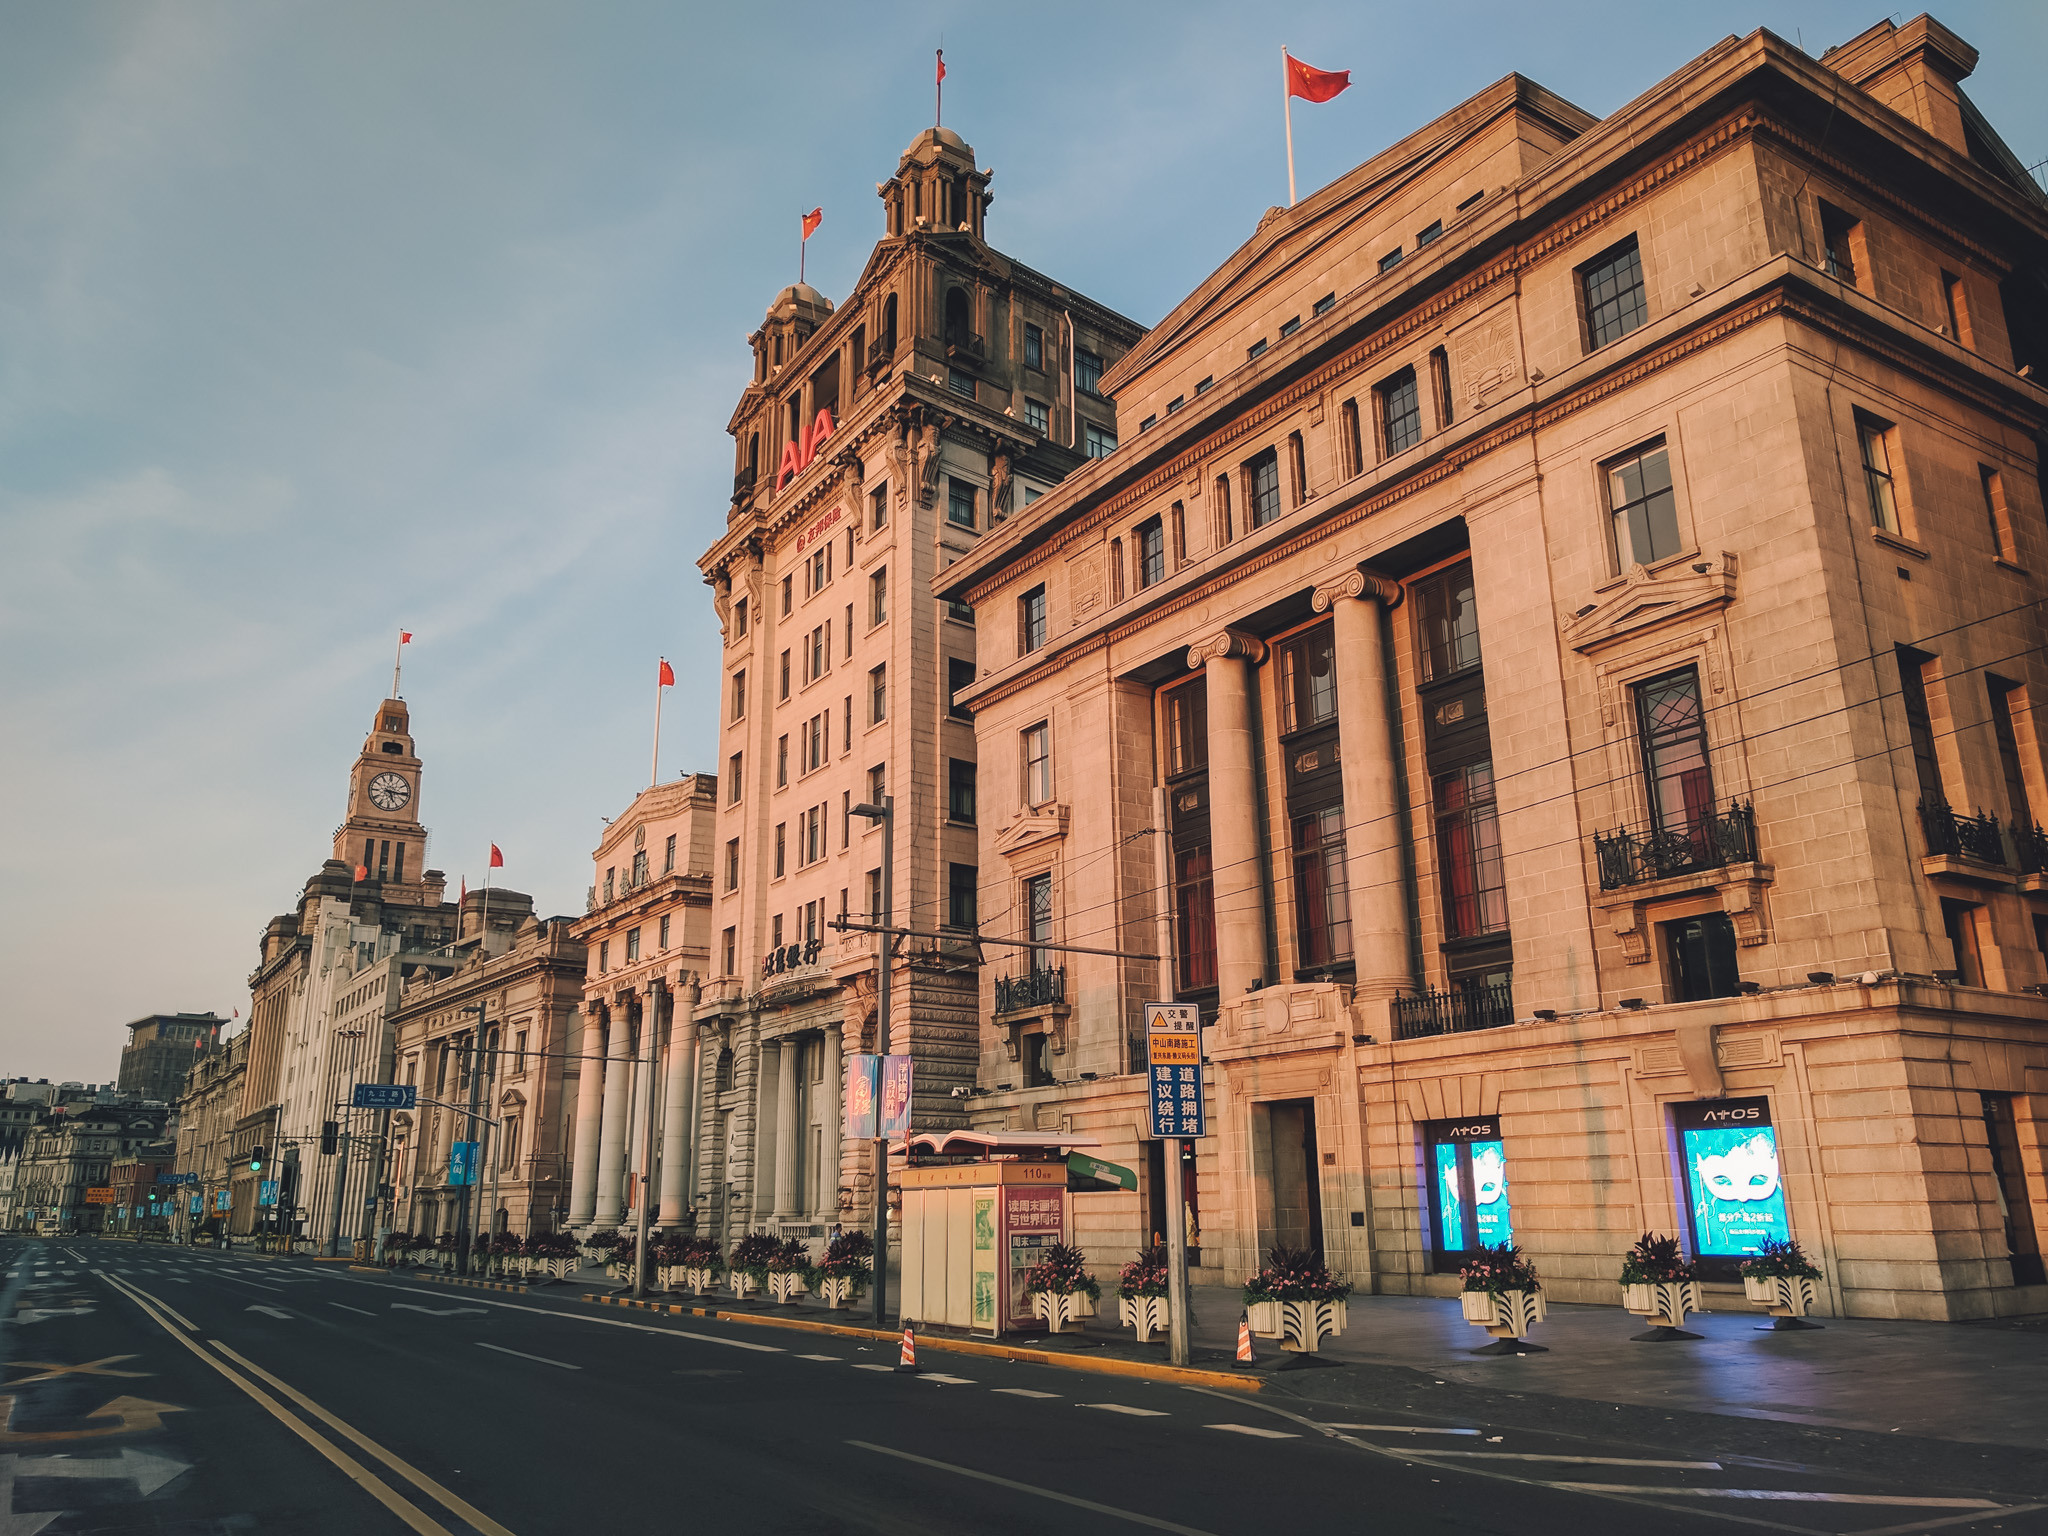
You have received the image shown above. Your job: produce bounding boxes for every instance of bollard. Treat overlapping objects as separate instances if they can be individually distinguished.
[896,1318,922,1374]
[1237,1312,1255,1364]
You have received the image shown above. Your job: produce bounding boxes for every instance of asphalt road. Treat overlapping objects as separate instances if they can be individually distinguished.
[0,1237,2040,1536]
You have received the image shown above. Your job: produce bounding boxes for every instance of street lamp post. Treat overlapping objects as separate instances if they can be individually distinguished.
[850,794,893,1328]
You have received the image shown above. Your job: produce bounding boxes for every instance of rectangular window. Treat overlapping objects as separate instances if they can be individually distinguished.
[1167,677,1207,775]
[1981,1094,2045,1284]
[1075,349,1102,396]
[722,928,736,974]
[598,940,610,975]
[1378,247,1404,274]
[1247,338,1268,360]
[1247,447,1281,528]
[1989,677,2035,829]
[948,759,977,824]
[1981,466,2012,559]
[870,566,888,625]
[1195,374,1214,394]
[868,763,886,805]
[658,913,670,950]
[501,1115,522,1171]
[1020,586,1047,653]
[733,597,748,639]
[1416,564,1481,683]
[724,838,739,892]
[807,625,826,682]
[1429,346,1452,430]
[1945,898,1987,984]
[1291,806,1352,968]
[779,649,791,700]
[947,369,975,399]
[1379,367,1421,455]
[1434,763,1506,938]
[947,479,976,529]
[513,1030,528,1073]
[1340,398,1362,477]
[1858,415,1900,533]
[1416,219,1443,247]
[1312,293,1335,316]
[1023,722,1052,806]
[865,868,882,921]
[1278,316,1300,338]
[1278,625,1337,734]
[841,790,850,849]
[663,833,676,874]
[1166,395,1184,415]
[1666,912,1740,1001]
[1175,842,1216,992]
[1819,201,1860,286]
[1424,1117,1512,1269]
[727,670,744,725]
[776,734,788,787]
[1581,236,1648,348]
[727,752,743,804]
[780,575,793,615]
[869,664,887,724]
[1897,646,1946,810]
[771,914,783,949]
[804,804,824,865]
[773,824,785,878]
[1635,668,1715,845]
[1025,872,1053,968]
[1024,398,1048,433]
[1024,322,1043,370]
[1084,423,1117,459]
[870,481,888,529]
[625,927,641,963]
[949,656,976,720]
[947,863,978,930]
[1606,441,1681,568]
[1137,517,1165,587]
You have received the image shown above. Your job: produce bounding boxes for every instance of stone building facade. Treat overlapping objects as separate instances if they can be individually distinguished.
[693,124,1141,1249]
[940,16,2048,1320]
[117,1012,225,1105]
[565,775,716,1235]
[174,1029,247,1236]
[13,1103,167,1234]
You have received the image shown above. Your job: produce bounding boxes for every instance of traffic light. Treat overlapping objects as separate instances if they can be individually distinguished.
[248,1145,265,1172]
[319,1122,338,1156]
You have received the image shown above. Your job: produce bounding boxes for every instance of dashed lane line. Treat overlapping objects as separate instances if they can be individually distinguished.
[1322,1423,1480,1435]
[795,1354,842,1361]
[850,1440,1218,1536]
[1205,1424,1298,1439]
[1426,1452,1724,1469]
[993,1389,1060,1399]
[329,1303,376,1318]
[1082,1403,1169,1417]
[476,1343,579,1372]
[1547,1487,2002,1508]
[919,1374,977,1385]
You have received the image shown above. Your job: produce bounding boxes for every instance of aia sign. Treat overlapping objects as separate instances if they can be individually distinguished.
[775,407,837,490]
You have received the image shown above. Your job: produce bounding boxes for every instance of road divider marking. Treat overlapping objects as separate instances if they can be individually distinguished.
[1081,1404,1169,1417]
[1430,1452,1722,1469]
[2,1357,145,1385]
[919,1374,976,1385]
[475,1344,578,1371]
[329,1304,376,1318]
[993,1389,1060,1399]
[389,1304,489,1317]
[852,1441,1217,1536]
[245,1305,294,1320]
[1322,1424,1480,1435]
[795,1354,842,1361]
[1205,1424,1298,1439]
[1545,1486,2002,1508]
[851,1363,896,1372]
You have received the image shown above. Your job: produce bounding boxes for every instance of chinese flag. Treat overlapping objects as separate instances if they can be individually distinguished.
[801,208,822,241]
[658,658,675,687]
[353,864,368,881]
[1286,54,1350,103]
[489,844,505,868]
[936,49,945,84]
[399,631,412,644]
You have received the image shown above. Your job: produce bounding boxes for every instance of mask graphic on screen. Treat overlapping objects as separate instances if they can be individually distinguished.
[1471,1146,1507,1206]
[1698,1134,1779,1202]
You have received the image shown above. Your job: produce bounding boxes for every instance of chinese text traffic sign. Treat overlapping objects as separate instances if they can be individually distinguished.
[1146,1002,1205,1138]
[353,1084,417,1110]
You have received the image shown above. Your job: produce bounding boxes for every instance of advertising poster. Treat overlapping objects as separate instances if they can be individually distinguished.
[1422,1117,1513,1268]
[971,1196,997,1332]
[448,1141,478,1187]
[1676,1098,1788,1260]
[1004,1184,1064,1330]
[878,1055,913,1139]
[844,1054,879,1140]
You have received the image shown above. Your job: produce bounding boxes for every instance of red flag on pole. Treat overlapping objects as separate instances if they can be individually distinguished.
[1285,54,1350,102]
[658,658,675,687]
[489,845,504,869]
[354,864,368,882]
[801,208,822,241]
[460,877,467,905]
[399,631,412,644]
[936,49,945,84]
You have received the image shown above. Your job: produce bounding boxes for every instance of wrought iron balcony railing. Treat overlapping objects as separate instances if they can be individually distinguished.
[1393,980,1516,1041]
[1921,800,2007,865]
[995,966,1065,1014]
[2014,822,2048,876]
[1593,801,1758,891]
[732,468,756,503]
[866,335,895,372]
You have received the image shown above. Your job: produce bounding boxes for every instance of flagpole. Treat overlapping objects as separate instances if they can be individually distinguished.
[799,220,806,287]
[391,631,404,698]
[936,48,943,127]
[1283,47,1297,208]
[651,658,666,788]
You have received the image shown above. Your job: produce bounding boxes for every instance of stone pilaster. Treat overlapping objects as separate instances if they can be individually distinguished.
[1185,628,1270,998]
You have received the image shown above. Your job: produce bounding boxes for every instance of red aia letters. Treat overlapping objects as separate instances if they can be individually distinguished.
[775,408,837,490]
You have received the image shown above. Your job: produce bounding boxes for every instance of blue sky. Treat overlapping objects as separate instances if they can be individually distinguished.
[2,1,2041,1081]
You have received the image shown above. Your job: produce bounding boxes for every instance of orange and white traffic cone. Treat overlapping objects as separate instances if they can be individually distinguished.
[896,1317,921,1373]
[1237,1311,1255,1364]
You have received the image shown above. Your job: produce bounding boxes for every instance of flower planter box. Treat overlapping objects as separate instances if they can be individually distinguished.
[817,1273,863,1309]
[1029,1289,1097,1334]
[729,1270,760,1301]
[1742,1273,1822,1329]
[681,1264,719,1297]
[1622,1280,1705,1340]
[767,1271,808,1305]
[1118,1294,1169,1345]
[1245,1299,1283,1339]
[1461,1288,1547,1353]
[1276,1297,1346,1353]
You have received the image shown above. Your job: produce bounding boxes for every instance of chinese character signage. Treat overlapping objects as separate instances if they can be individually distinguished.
[353,1084,416,1110]
[844,1054,880,1139]
[1145,1002,1205,1138]
[1676,1097,1789,1262]
[214,1190,231,1213]
[878,1054,913,1139]
[448,1141,479,1187]
[258,1179,279,1208]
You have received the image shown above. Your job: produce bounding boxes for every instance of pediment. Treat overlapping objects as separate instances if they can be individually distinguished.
[1561,553,1737,653]
[993,806,1070,857]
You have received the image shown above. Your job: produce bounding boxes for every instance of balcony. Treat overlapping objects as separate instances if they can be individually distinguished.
[2014,822,2048,876]
[732,468,756,504]
[945,331,985,361]
[1393,980,1516,1041]
[1921,800,2007,866]
[1594,801,1757,891]
[995,966,1064,1015]
[866,335,895,373]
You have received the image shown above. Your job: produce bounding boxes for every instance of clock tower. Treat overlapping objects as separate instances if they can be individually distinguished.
[334,697,429,893]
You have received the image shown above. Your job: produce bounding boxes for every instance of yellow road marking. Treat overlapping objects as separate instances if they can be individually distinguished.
[0,1393,185,1443]
[4,1355,148,1384]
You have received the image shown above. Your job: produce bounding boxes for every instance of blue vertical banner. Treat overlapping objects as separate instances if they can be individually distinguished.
[845,1054,880,1139]
[449,1141,479,1187]
[257,1179,279,1208]
[1145,1003,1205,1138]
[878,1055,913,1139]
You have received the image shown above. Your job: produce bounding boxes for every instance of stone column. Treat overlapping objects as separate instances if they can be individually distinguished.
[593,999,635,1227]
[1186,629,1270,998]
[658,974,701,1228]
[814,1021,842,1224]
[772,1036,801,1221]
[567,1002,606,1228]
[1314,569,1410,999]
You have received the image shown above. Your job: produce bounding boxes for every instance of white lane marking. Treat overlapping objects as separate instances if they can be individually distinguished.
[993,1389,1060,1399]
[921,1374,976,1385]
[1428,1451,1721,1469]
[245,1305,294,1320]
[852,1440,1217,1536]
[476,1342,579,1371]
[9,1447,190,1494]
[323,1274,787,1352]
[851,1363,897,1372]
[329,1303,376,1318]
[1206,1424,1299,1439]
[211,1274,286,1292]
[796,1353,842,1361]
[389,1304,489,1317]
[167,1278,191,1285]
[1323,1423,1480,1435]
[1081,1403,1169,1417]
[1545,1486,2000,1508]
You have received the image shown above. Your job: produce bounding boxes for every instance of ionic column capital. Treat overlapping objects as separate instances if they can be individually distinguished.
[1185,627,1266,670]
[1311,566,1403,613]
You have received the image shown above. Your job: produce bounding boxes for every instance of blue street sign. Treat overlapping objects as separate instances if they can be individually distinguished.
[449,1141,479,1187]
[353,1084,417,1110]
[1146,1003,1206,1139]
[158,1171,197,1184]
[258,1179,279,1208]
[188,1195,202,1216]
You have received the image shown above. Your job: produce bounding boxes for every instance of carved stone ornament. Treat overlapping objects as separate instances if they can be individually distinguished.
[1185,628,1267,672]
[1562,552,1738,654]
[994,805,1070,857]
[1311,567,1403,613]
[1461,310,1522,409]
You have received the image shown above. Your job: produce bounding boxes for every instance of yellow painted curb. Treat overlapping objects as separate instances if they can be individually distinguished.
[574,1294,1259,1393]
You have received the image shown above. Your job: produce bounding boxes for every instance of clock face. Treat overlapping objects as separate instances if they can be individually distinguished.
[366,772,412,812]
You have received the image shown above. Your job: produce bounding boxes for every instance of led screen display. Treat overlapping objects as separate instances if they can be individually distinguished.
[1675,1097,1790,1259]
[1424,1117,1513,1268]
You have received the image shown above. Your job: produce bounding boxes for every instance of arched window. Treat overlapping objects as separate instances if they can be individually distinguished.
[881,294,898,356]
[944,288,971,349]
[715,1048,735,1092]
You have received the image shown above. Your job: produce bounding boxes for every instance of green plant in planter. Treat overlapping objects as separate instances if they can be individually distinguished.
[678,1236,723,1270]
[525,1231,580,1260]
[817,1230,873,1278]
[1619,1232,1694,1284]
[584,1229,624,1259]
[1023,1242,1100,1300]
[765,1238,813,1279]
[1459,1241,1539,1295]
[1738,1238,1822,1281]
[1117,1245,1169,1300]
[1242,1245,1352,1304]
[728,1231,781,1282]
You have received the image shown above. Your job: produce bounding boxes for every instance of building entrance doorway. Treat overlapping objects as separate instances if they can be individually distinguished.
[1253,1098,1323,1257]
[1144,1139,1201,1264]
[1982,1093,2044,1286]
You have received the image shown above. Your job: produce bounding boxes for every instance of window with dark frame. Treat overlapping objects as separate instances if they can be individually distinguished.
[1025,872,1053,969]
[1416,565,1482,683]
[724,838,739,892]
[1137,517,1165,587]
[1434,763,1506,939]
[1020,586,1048,653]
[1292,806,1353,969]
[1581,236,1649,348]
[1606,440,1682,568]
[1417,219,1443,247]
[1981,467,2011,559]
[1025,398,1048,432]
[869,664,887,724]
[870,566,888,626]
[1942,897,1984,986]
[870,481,888,529]
[948,758,976,824]
[1989,677,2035,829]
[1278,625,1338,734]
[731,669,746,720]
[1378,248,1403,274]
[1819,202,1860,286]
[1858,415,1901,533]
[947,863,978,930]
[1247,338,1268,360]
[1162,676,1214,991]
[947,479,976,529]
[1084,423,1117,459]
[1025,322,1043,370]
[1247,447,1282,528]
[1897,646,1946,811]
[1023,721,1052,806]
[1075,349,1103,395]
[1313,293,1335,316]
[1278,316,1301,338]
[1380,367,1421,455]
[948,656,976,720]
[1634,668,1715,847]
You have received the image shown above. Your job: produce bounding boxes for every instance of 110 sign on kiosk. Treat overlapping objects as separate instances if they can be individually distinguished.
[1147,1003,1205,1138]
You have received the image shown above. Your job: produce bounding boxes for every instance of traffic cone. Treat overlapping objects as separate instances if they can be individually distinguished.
[1237,1311,1255,1364]
[896,1318,921,1373]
